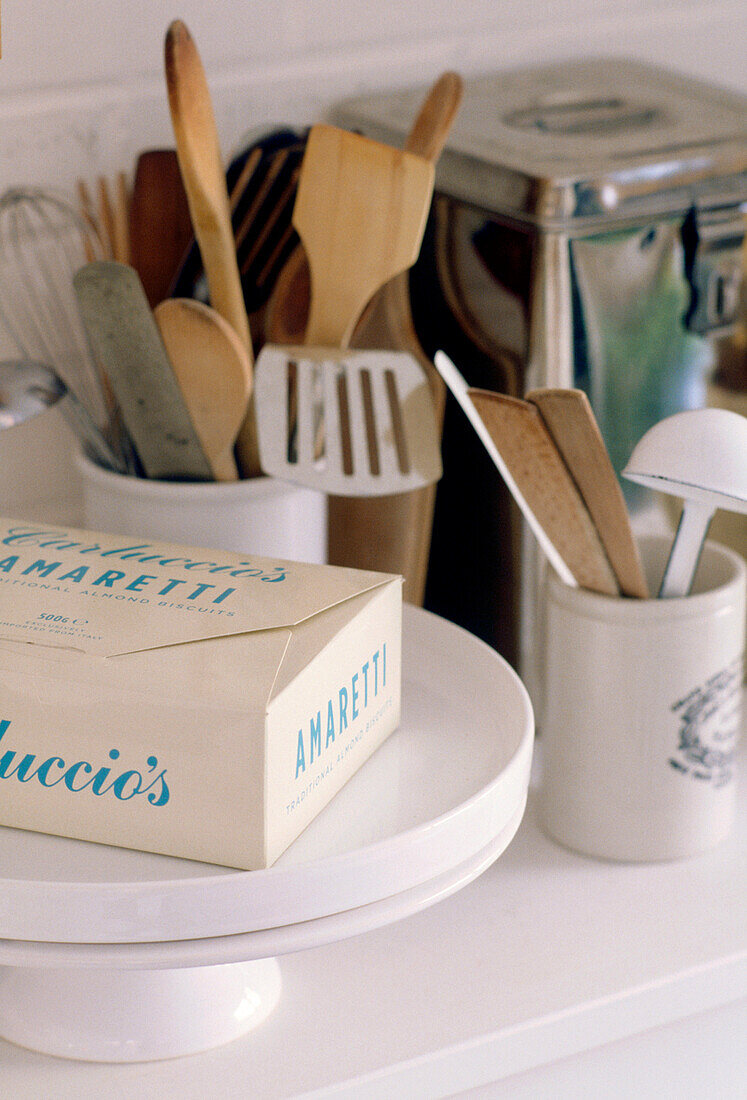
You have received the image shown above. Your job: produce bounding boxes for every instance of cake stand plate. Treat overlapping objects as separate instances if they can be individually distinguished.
[0,608,533,1062]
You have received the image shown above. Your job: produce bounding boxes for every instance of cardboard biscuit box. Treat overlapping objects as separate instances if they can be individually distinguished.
[0,517,402,869]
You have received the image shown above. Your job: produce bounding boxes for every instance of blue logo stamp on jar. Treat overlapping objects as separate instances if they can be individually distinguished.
[669,655,743,788]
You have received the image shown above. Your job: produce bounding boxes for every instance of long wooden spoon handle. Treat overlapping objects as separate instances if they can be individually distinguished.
[164,20,251,354]
[165,19,262,477]
[404,71,463,159]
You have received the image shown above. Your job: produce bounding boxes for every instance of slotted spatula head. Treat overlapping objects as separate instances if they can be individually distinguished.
[254,347,441,496]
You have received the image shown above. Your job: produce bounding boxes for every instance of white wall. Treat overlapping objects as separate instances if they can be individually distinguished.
[0,0,744,511]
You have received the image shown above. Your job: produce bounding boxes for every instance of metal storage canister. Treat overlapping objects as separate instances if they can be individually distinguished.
[333,57,747,685]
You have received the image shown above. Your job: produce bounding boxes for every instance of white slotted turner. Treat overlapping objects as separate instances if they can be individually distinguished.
[254,348,441,496]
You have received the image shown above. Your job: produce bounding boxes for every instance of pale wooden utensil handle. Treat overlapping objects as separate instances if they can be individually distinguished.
[165,19,260,476]
[468,388,620,595]
[527,388,649,598]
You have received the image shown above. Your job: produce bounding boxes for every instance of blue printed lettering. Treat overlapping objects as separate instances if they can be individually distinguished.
[351,673,359,720]
[0,724,170,807]
[125,574,157,592]
[92,570,126,588]
[310,711,321,763]
[21,559,61,578]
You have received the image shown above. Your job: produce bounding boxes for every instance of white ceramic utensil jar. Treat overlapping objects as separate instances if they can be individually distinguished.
[76,454,327,564]
[540,535,745,862]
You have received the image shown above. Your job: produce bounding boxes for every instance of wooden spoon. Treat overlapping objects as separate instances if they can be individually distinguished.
[154,299,252,481]
[164,21,249,349]
[164,19,260,475]
[527,388,649,598]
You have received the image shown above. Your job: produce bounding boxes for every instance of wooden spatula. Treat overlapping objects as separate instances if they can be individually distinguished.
[297,125,435,348]
[434,352,619,594]
[164,19,260,475]
[154,299,253,482]
[527,388,649,598]
[129,149,193,308]
[73,262,213,482]
[254,124,440,496]
[326,72,463,602]
[264,75,465,349]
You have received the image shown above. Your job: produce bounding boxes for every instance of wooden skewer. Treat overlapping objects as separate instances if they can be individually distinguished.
[96,176,116,260]
[112,171,131,265]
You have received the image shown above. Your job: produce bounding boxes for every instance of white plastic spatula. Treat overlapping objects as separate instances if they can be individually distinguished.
[623,407,747,597]
[255,348,442,496]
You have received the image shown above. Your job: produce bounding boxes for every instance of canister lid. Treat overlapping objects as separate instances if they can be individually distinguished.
[333,57,747,229]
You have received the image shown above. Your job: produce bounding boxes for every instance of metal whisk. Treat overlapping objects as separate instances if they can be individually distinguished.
[0,187,116,432]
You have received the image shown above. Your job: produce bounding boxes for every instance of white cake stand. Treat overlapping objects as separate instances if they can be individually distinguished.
[0,607,534,1063]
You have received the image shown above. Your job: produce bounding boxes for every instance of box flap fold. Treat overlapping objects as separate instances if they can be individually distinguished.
[0,519,396,658]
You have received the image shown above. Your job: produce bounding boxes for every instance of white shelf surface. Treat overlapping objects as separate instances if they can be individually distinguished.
[2,726,744,1097]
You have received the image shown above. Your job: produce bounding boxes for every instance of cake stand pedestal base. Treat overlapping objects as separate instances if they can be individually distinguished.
[0,958,282,1062]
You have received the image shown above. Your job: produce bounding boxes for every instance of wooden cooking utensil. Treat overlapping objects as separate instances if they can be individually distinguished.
[326,72,463,603]
[297,125,435,349]
[253,124,439,496]
[164,19,260,475]
[129,149,193,308]
[527,387,649,598]
[434,352,619,594]
[265,74,463,348]
[169,127,307,327]
[76,175,130,264]
[96,178,116,260]
[93,174,131,264]
[154,298,252,482]
[74,262,213,482]
[164,20,249,349]
[76,179,100,261]
[353,71,461,361]
[112,173,131,265]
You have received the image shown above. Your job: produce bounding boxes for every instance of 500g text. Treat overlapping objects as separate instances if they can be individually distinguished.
[38,614,88,624]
